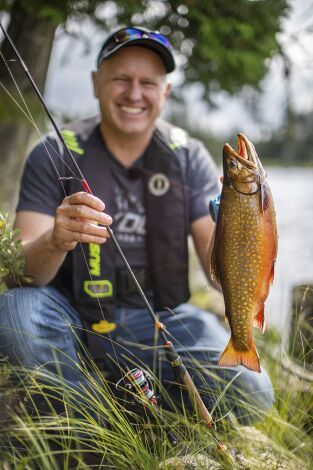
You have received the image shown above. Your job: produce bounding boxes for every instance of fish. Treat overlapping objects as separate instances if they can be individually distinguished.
[211,133,278,372]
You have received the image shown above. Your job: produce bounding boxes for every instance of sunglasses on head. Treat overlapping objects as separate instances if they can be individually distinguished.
[98,27,172,66]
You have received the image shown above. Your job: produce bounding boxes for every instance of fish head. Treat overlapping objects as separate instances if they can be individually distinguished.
[222,133,266,194]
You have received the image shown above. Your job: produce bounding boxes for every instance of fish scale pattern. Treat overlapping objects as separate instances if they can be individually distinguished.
[214,183,273,351]
[211,134,278,371]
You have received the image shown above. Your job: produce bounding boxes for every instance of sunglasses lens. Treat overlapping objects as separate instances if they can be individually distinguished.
[149,33,171,49]
[115,28,143,43]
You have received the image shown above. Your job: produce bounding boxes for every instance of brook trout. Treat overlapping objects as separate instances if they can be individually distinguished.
[211,133,278,372]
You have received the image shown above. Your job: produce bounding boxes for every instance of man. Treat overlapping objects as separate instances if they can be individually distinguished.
[0,27,274,423]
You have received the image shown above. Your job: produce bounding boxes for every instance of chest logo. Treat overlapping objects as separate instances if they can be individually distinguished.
[148,173,170,196]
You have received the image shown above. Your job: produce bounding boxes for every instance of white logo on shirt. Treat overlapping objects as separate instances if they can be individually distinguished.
[148,173,170,196]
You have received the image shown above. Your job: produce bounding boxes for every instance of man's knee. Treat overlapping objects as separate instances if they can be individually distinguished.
[239,366,275,408]
[169,303,230,349]
[0,287,82,369]
[0,287,41,334]
[222,365,275,423]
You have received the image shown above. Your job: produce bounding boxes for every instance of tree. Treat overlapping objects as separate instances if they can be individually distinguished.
[0,0,288,212]
[0,0,145,212]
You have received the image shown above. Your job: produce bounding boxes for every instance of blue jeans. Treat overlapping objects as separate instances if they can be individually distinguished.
[0,286,274,424]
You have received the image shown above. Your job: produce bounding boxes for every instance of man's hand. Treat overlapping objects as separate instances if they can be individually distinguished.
[52,192,113,252]
[12,192,113,287]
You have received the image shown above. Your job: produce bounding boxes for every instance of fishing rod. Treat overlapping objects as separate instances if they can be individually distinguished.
[0,21,213,427]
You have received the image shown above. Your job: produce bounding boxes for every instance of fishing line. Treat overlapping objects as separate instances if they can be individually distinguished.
[0,53,109,320]
[0,22,159,324]
[0,31,123,372]
[0,53,81,180]
[0,69,111,325]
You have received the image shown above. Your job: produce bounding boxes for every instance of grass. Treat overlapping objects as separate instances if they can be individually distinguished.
[0,316,312,469]
[0,216,312,468]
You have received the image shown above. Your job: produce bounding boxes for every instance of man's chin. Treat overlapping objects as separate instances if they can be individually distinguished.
[116,123,151,137]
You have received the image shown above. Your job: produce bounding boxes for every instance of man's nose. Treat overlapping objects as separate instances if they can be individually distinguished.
[127,80,142,101]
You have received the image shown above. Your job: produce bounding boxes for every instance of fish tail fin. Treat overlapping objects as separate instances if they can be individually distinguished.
[218,337,261,373]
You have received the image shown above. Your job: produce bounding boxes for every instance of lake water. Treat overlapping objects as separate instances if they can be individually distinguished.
[265,167,313,342]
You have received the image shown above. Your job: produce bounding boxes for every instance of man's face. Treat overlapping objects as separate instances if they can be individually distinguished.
[92,46,171,138]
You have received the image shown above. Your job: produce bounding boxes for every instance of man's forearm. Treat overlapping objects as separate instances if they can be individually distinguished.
[20,229,67,287]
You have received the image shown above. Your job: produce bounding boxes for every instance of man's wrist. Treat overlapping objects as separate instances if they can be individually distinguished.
[209,194,221,223]
[46,229,72,254]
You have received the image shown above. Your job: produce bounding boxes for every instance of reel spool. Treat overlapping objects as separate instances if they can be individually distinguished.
[116,368,157,406]
[116,368,178,446]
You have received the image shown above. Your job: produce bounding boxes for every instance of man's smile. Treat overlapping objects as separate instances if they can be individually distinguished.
[120,105,145,114]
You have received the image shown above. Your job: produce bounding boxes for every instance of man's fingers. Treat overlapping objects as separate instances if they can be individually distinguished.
[57,204,112,226]
[53,192,113,250]
[64,219,111,238]
[69,232,108,245]
[69,205,112,225]
[65,192,106,212]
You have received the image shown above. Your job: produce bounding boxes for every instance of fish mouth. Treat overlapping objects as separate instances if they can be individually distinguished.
[223,133,257,169]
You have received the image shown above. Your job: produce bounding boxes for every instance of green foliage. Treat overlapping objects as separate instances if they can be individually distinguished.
[14,0,145,26]
[1,0,288,96]
[0,212,31,293]
[157,0,288,96]
[0,0,12,11]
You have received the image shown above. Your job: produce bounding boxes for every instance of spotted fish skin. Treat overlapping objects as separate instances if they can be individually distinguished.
[211,133,278,372]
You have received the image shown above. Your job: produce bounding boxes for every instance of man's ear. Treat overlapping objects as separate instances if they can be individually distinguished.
[164,82,171,101]
[91,71,99,98]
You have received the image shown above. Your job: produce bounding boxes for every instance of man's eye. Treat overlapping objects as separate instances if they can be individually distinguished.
[142,81,157,87]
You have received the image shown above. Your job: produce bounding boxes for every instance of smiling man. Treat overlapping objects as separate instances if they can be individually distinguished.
[93,46,171,158]
[0,26,274,423]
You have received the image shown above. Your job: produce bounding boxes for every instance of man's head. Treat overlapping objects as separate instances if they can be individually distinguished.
[92,27,174,140]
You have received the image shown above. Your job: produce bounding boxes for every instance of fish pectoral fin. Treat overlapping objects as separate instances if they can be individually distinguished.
[218,337,261,373]
[261,183,271,213]
[270,260,276,285]
[254,304,266,333]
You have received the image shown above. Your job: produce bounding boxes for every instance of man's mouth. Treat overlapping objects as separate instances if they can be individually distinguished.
[120,106,144,114]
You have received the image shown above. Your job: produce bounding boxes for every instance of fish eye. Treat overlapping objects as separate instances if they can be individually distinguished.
[229,159,237,169]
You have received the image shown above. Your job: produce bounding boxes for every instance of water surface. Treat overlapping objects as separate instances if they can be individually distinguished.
[266,167,313,341]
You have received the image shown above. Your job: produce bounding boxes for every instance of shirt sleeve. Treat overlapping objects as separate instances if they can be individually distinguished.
[186,138,221,223]
[16,134,66,216]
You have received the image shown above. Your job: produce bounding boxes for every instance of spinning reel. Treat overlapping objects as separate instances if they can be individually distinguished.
[116,368,177,446]
[116,368,158,406]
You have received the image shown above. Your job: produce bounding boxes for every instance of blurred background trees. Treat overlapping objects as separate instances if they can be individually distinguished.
[1,0,312,213]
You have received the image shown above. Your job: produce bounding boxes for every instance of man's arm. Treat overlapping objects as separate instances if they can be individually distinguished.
[191,214,225,317]
[190,214,220,291]
[11,192,112,287]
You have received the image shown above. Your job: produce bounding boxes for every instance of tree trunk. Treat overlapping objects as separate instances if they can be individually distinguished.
[0,0,57,215]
